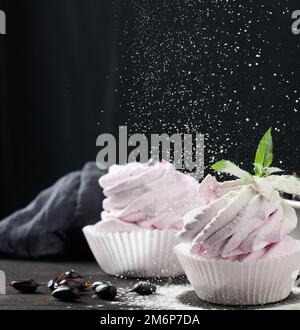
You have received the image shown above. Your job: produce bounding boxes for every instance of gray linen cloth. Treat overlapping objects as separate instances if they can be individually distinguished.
[0,162,105,258]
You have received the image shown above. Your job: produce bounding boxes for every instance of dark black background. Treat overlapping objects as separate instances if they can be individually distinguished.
[0,0,299,219]
[0,0,123,218]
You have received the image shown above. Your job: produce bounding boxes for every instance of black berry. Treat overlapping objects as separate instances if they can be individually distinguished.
[11,280,39,294]
[133,282,156,295]
[92,281,111,290]
[95,284,117,300]
[64,270,82,279]
[52,285,80,301]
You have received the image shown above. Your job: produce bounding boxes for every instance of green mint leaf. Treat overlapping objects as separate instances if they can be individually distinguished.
[253,163,264,177]
[211,160,252,181]
[254,128,273,176]
[211,160,227,172]
[265,167,284,176]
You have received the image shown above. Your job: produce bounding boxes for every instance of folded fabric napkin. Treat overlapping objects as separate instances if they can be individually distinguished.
[0,163,105,258]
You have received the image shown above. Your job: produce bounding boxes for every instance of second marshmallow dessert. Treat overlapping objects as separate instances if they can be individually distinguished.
[83,160,199,277]
[175,128,300,305]
[179,174,299,262]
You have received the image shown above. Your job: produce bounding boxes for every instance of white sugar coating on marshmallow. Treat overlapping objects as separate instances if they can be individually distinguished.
[96,161,200,232]
[178,174,300,262]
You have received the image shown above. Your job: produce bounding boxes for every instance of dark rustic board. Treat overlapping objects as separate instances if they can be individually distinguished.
[0,259,299,310]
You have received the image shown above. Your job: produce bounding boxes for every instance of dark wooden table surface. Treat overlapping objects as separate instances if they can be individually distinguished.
[0,259,300,310]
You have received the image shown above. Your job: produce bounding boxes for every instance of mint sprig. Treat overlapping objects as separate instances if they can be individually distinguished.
[211,160,252,182]
[211,128,283,179]
[210,128,300,199]
[254,128,273,176]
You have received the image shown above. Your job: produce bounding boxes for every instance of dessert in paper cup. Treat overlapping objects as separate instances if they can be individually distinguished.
[83,160,199,278]
[175,128,300,305]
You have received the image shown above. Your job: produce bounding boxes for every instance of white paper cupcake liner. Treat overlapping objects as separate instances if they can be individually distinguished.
[175,243,300,305]
[83,225,183,278]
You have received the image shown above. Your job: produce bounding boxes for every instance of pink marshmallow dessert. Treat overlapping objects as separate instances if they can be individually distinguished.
[175,129,300,305]
[83,160,199,277]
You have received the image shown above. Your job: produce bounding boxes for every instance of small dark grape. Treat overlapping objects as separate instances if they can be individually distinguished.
[95,284,117,300]
[11,280,39,293]
[64,270,83,279]
[92,281,111,290]
[133,282,156,295]
[52,285,80,301]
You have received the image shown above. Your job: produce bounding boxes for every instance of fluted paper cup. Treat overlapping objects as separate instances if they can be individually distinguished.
[175,243,300,305]
[83,225,183,278]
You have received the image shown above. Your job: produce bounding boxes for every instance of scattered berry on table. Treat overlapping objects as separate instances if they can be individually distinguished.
[133,282,156,295]
[95,283,117,300]
[52,285,80,301]
[10,280,39,294]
